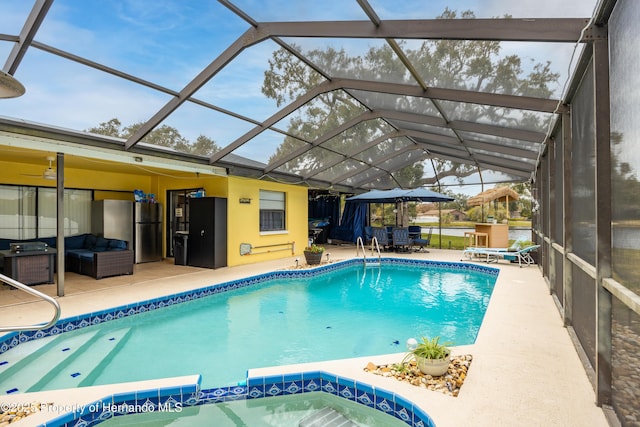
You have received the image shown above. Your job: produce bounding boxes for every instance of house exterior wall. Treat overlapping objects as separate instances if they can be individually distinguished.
[225,176,308,267]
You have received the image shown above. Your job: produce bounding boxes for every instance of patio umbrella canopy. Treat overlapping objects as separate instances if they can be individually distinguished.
[346,188,454,203]
[343,187,453,242]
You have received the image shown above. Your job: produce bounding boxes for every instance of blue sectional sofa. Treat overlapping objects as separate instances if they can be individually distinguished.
[0,234,134,280]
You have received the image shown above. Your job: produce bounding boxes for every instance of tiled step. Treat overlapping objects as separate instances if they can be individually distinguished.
[0,330,99,394]
[0,335,58,377]
[29,328,132,391]
[298,407,360,427]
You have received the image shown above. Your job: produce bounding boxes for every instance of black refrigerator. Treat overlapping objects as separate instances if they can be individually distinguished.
[187,197,227,269]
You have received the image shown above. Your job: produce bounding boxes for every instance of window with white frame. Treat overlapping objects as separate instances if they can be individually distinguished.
[259,190,285,231]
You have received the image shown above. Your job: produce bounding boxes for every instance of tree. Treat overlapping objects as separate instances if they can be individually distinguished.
[86,118,220,156]
[508,182,532,219]
[261,8,559,189]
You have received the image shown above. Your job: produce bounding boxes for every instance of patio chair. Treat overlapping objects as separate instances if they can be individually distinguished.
[364,226,373,245]
[407,225,421,243]
[392,227,411,252]
[371,227,391,251]
[411,226,432,252]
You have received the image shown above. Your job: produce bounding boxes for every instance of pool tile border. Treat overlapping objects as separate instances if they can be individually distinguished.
[42,371,436,427]
[0,258,497,357]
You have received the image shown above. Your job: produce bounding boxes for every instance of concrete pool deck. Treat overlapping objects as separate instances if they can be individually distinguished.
[0,245,609,426]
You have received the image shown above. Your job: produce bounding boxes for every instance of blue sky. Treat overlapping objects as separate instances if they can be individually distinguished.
[0,0,599,193]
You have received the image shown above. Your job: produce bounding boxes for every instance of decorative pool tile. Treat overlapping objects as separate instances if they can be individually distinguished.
[247,386,264,399]
[266,382,283,396]
[283,372,303,394]
[337,376,357,401]
[355,381,375,407]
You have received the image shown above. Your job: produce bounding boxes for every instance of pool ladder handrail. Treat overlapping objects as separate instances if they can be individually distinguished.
[356,236,381,265]
[0,273,61,332]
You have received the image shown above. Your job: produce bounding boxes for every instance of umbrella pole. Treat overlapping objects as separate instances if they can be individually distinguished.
[439,202,442,249]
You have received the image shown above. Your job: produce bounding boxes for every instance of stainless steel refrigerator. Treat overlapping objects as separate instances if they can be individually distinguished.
[134,203,162,263]
[91,200,133,246]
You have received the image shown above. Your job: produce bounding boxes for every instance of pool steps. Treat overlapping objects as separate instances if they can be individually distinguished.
[40,328,132,390]
[0,330,99,393]
[0,334,57,377]
[299,406,359,426]
[0,328,132,394]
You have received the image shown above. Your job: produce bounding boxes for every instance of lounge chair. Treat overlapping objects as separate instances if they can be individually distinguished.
[461,236,528,260]
[462,244,540,267]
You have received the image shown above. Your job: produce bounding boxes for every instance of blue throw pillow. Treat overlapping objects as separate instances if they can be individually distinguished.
[84,234,98,249]
[66,234,87,250]
[95,237,109,250]
[108,239,127,250]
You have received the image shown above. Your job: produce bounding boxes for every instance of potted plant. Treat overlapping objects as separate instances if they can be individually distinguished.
[303,244,324,265]
[403,336,452,376]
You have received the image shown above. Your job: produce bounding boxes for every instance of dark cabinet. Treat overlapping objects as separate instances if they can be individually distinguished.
[188,197,227,269]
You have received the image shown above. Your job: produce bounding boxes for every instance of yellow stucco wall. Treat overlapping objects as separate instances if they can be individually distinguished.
[226,176,308,266]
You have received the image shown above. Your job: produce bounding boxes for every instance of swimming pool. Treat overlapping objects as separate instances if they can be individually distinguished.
[0,259,497,394]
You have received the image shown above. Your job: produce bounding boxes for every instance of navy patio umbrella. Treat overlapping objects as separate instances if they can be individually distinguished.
[341,188,454,244]
[346,187,453,203]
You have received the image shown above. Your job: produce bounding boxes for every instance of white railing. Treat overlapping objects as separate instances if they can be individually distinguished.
[0,273,61,332]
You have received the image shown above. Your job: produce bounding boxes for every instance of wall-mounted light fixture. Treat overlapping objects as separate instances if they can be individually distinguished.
[239,198,251,204]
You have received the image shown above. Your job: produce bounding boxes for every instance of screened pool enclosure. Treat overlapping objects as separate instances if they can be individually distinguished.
[1,0,640,425]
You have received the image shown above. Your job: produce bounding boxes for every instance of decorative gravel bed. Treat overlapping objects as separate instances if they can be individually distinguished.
[364,354,473,397]
[0,402,43,425]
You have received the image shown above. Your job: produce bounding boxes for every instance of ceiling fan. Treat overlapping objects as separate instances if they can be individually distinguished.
[43,156,57,180]
[21,155,57,180]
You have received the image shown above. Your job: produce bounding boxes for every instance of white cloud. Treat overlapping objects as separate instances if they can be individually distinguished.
[482,0,598,18]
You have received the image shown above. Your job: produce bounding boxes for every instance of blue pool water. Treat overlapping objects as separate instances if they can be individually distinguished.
[0,261,497,393]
